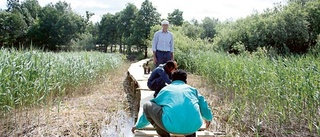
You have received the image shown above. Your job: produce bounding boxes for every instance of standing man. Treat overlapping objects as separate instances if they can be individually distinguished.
[152,20,174,67]
[132,69,213,137]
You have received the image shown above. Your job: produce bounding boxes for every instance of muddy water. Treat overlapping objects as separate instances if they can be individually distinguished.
[100,74,140,137]
[101,110,135,137]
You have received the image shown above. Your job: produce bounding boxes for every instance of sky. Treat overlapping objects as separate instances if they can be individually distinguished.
[0,0,286,23]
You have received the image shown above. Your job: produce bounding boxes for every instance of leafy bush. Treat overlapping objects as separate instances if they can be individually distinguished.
[309,34,320,55]
[170,26,218,70]
[70,33,97,51]
[180,22,203,39]
[214,0,320,54]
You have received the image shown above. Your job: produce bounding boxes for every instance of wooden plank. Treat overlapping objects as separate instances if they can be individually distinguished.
[137,81,151,90]
[140,91,154,106]
[137,90,155,128]
[137,59,151,64]
[128,66,144,81]
[128,59,149,81]
[130,59,221,137]
[135,130,217,137]
[199,123,206,131]
[143,124,155,130]
[140,122,205,131]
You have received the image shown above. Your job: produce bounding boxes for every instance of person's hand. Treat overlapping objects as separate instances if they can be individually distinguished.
[205,120,211,129]
[131,127,136,133]
[153,57,157,64]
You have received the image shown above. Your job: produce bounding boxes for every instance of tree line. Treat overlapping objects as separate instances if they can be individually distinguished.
[0,0,218,54]
[1,0,319,55]
[0,0,175,53]
[1,0,87,51]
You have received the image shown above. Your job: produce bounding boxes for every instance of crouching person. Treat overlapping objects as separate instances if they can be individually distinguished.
[132,69,213,137]
[147,60,176,98]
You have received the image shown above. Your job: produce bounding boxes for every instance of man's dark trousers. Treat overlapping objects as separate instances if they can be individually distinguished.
[156,50,171,67]
[148,77,166,98]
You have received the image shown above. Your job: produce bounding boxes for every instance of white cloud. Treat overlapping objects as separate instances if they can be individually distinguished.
[0,0,286,22]
[149,0,285,21]
[0,0,6,10]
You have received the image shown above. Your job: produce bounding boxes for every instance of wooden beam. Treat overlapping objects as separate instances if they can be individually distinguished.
[127,59,151,81]
[139,122,206,131]
[135,130,218,137]
[137,81,150,90]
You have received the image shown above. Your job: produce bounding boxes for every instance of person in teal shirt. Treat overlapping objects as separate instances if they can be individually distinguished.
[132,69,213,137]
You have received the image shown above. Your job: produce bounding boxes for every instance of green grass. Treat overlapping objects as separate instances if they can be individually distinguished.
[0,49,122,114]
[176,47,320,135]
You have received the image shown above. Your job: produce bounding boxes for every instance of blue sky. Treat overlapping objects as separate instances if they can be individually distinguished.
[0,0,286,22]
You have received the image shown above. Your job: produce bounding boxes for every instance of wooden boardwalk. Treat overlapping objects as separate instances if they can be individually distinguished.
[127,59,222,137]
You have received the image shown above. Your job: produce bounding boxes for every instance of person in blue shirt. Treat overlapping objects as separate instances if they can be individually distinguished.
[152,20,174,67]
[148,60,176,98]
[132,69,213,137]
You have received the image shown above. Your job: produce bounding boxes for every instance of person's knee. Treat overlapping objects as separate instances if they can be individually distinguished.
[143,101,152,112]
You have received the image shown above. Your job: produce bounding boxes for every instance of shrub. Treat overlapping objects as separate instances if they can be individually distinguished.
[214,1,320,54]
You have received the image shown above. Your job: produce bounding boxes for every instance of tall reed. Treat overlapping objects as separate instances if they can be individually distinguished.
[0,49,122,115]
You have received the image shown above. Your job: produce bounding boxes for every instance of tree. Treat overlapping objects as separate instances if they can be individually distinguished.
[289,0,311,5]
[131,0,160,56]
[28,1,86,50]
[200,17,219,39]
[190,18,199,26]
[71,11,96,51]
[98,13,117,52]
[6,0,20,12]
[0,11,27,47]
[85,11,94,23]
[20,0,41,27]
[305,0,320,48]
[182,22,203,39]
[117,3,138,53]
[168,9,184,26]
[20,0,40,19]
[213,1,317,53]
[0,0,41,47]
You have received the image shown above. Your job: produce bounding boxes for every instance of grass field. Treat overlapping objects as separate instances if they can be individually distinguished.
[176,48,320,136]
[0,49,123,115]
[1,45,319,136]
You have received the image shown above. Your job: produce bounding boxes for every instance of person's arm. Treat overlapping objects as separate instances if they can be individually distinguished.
[152,32,158,64]
[157,68,172,84]
[153,51,157,64]
[134,113,150,129]
[195,89,213,121]
[170,33,174,60]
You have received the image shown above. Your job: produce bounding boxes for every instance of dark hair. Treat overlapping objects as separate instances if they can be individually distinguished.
[165,60,175,69]
[172,69,187,83]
